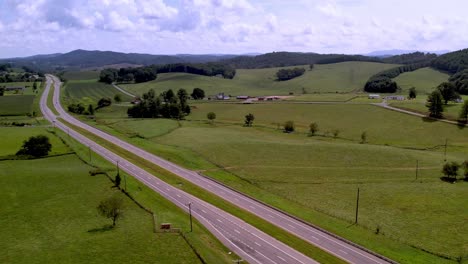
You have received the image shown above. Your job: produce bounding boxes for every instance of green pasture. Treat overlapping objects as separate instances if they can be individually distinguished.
[64,80,133,105]
[63,70,100,81]
[82,101,468,262]
[0,127,69,156]
[0,95,35,116]
[1,82,38,95]
[393,67,449,95]
[390,95,468,120]
[121,62,398,96]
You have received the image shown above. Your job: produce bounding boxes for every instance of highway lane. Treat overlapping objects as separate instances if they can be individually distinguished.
[42,75,317,264]
[48,74,396,264]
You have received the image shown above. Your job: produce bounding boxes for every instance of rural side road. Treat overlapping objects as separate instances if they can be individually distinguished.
[42,75,317,264]
[112,83,136,98]
[46,74,395,264]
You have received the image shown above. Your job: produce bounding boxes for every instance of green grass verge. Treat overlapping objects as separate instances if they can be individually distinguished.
[60,118,347,264]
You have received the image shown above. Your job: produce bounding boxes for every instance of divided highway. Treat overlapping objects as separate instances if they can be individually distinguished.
[42,76,317,264]
[45,75,395,264]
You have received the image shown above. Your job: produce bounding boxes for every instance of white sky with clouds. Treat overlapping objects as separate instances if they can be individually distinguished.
[0,0,467,58]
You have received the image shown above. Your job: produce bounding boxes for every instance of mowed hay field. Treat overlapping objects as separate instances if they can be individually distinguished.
[393,67,449,95]
[389,95,468,120]
[87,102,468,262]
[0,126,233,264]
[121,62,398,96]
[0,95,35,116]
[64,80,133,105]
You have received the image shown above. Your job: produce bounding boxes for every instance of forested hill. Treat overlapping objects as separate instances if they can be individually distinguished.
[222,52,381,69]
[382,52,437,64]
[0,50,238,71]
[431,48,468,74]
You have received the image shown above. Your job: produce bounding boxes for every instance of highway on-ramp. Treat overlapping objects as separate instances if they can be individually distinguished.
[45,74,396,264]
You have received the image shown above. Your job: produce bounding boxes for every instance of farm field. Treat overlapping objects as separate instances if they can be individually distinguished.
[64,79,133,105]
[82,101,468,263]
[0,126,234,264]
[121,61,398,96]
[62,70,100,81]
[393,67,449,95]
[1,82,38,95]
[389,95,468,120]
[0,95,35,116]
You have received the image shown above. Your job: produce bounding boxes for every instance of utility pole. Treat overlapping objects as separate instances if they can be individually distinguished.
[444,138,448,161]
[116,160,120,176]
[88,146,92,162]
[187,202,193,232]
[233,260,243,264]
[415,160,419,180]
[355,187,360,224]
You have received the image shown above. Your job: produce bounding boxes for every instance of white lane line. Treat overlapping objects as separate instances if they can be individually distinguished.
[176,194,181,198]
[277,256,286,262]
[249,205,255,209]
[311,236,319,241]
[254,242,261,247]
[287,224,296,229]
[234,229,241,234]
[339,250,348,255]
[201,209,207,213]
[217,219,223,223]
[268,214,275,218]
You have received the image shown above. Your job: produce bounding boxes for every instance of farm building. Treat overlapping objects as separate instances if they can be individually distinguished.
[368,94,380,99]
[236,95,249,100]
[385,95,405,101]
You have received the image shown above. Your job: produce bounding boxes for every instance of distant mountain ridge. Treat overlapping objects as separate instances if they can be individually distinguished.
[366,49,450,57]
[0,49,242,71]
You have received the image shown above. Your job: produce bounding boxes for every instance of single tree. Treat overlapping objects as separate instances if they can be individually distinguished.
[408,87,417,99]
[97,97,112,109]
[459,100,468,122]
[442,162,459,180]
[462,160,468,180]
[191,88,205,100]
[97,196,124,227]
[426,90,444,118]
[33,81,38,92]
[309,64,314,70]
[284,121,295,133]
[0,87,4,96]
[332,129,340,138]
[437,82,457,105]
[309,122,319,136]
[88,104,95,115]
[16,135,52,157]
[360,131,367,144]
[207,112,216,123]
[114,94,122,103]
[115,173,121,188]
[244,113,255,127]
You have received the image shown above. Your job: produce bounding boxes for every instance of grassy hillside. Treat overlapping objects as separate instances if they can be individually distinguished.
[64,80,133,105]
[63,70,100,81]
[82,102,468,263]
[393,67,449,94]
[389,95,468,120]
[121,62,398,96]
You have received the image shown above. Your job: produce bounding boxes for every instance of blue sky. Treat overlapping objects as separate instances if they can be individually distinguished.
[0,0,467,58]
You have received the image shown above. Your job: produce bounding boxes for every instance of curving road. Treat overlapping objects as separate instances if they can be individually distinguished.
[45,74,396,264]
[42,75,317,264]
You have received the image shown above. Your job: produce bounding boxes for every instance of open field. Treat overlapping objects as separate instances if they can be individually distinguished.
[63,70,100,81]
[0,95,35,116]
[121,62,398,96]
[389,95,468,120]
[0,127,69,156]
[393,67,449,95]
[0,125,236,264]
[1,82,38,95]
[64,80,133,105]
[80,101,468,263]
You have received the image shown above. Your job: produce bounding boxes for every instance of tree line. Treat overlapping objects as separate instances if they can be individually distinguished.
[276,67,306,81]
[127,88,191,119]
[99,63,236,84]
[364,62,430,93]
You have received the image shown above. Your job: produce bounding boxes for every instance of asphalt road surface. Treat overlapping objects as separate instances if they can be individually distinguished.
[42,75,317,264]
[44,74,395,264]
